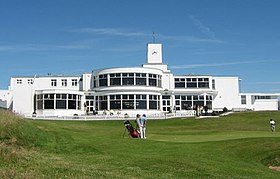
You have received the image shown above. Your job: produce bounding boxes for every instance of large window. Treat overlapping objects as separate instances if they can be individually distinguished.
[95,73,161,88]
[44,94,54,109]
[181,96,192,110]
[68,94,77,109]
[110,95,121,109]
[149,95,159,110]
[149,74,157,86]
[99,96,108,110]
[187,78,197,88]
[110,73,121,86]
[175,78,185,88]
[122,73,134,85]
[36,93,81,110]
[136,95,147,109]
[136,73,146,86]
[175,77,210,89]
[176,95,213,110]
[99,74,108,86]
[198,78,209,88]
[56,94,67,109]
[122,95,134,109]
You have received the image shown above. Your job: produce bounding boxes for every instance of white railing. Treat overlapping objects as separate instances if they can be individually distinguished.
[27,111,196,121]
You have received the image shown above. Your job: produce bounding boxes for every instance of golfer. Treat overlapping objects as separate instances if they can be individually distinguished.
[270,119,276,132]
[136,114,141,137]
[140,114,147,139]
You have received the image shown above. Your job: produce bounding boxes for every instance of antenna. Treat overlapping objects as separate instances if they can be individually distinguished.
[152,32,156,43]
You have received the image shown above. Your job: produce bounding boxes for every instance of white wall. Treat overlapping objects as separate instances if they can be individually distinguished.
[212,76,240,110]
[10,75,82,116]
[253,99,278,111]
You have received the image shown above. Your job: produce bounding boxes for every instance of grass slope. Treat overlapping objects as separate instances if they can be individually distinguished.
[0,110,280,178]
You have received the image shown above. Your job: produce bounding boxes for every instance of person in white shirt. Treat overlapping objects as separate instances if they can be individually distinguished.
[140,114,147,139]
[270,119,276,132]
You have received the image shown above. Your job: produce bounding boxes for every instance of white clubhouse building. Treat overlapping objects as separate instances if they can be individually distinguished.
[0,43,279,118]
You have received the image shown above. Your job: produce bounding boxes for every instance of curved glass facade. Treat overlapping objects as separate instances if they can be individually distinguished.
[94,73,162,88]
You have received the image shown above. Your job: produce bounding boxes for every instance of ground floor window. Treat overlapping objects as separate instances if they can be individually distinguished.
[35,93,82,110]
[95,94,159,111]
[175,95,213,111]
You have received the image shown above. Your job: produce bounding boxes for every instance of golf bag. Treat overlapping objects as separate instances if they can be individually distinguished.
[123,120,140,138]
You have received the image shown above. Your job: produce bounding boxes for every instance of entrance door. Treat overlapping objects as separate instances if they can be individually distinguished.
[162,95,171,112]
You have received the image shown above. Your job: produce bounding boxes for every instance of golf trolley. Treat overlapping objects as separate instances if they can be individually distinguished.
[123,120,140,138]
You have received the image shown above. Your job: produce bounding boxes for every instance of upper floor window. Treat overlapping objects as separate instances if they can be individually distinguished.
[123,73,134,86]
[28,79,33,85]
[62,79,67,87]
[186,78,197,88]
[198,78,209,88]
[174,77,210,89]
[72,79,78,86]
[212,79,215,90]
[51,79,57,87]
[175,78,185,88]
[99,74,108,86]
[136,73,146,86]
[16,79,22,84]
[110,73,121,86]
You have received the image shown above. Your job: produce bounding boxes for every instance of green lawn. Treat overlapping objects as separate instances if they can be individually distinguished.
[0,110,280,178]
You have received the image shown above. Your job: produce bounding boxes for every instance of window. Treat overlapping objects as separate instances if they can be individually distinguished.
[198,78,209,88]
[62,79,67,87]
[241,95,246,105]
[56,94,67,109]
[122,94,134,109]
[68,94,77,109]
[136,95,147,109]
[72,79,78,86]
[181,95,192,110]
[110,95,121,109]
[186,78,197,88]
[16,79,22,84]
[122,73,134,86]
[28,79,33,84]
[51,79,57,87]
[136,73,146,86]
[110,73,121,86]
[98,96,108,110]
[99,74,108,87]
[175,78,186,88]
[44,94,54,109]
[36,94,43,110]
[149,74,157,86]
[212,79,216,89]
[149,95,159,110]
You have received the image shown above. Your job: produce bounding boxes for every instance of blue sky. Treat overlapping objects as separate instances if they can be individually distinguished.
[0,0,280,92]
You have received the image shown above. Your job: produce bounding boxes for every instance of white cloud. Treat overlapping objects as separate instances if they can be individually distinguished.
[72,27,225,44]
[72,28,150,37]
[170,60,275,69]
[189,15,216,39]
[0,44,88,52]
[247,82,280,85]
